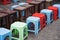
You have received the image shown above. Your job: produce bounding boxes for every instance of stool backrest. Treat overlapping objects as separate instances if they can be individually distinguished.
[50,13,53,20]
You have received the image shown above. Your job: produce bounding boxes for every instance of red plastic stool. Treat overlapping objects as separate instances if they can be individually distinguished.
[0,0,11,5]
[48,6,58,20]
[32,13,46,30]
[27,0,32,3]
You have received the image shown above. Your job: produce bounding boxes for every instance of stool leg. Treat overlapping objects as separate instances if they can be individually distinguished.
[35,23,38,36]
[5,16,9,29]
[47,14,51,24]
[0,18,3,27]
[9,33,12,40]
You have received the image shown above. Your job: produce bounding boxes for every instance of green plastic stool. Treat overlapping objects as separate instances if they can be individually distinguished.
[10,22,28,40]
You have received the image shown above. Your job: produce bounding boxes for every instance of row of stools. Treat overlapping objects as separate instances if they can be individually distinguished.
[0,1,54,40]
[0,4,60,40]
[0,1,53,29]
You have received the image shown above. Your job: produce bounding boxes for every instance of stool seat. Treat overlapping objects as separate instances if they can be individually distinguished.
[19,2,28,6]
[48,6,58,9]
[41,9,53,13]
[0,28,10,35]
[11,22,26,28]
[53,4,60,7]
[33,13,45,17]
[27,16,40,22]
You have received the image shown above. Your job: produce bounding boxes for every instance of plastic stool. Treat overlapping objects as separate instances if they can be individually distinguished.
[40,9,53,24]
[48,6,58,20]
[26,16,40,36]
[19,2,28,6]
[12,0,19,3]
[10,22,28,40]
[27,0,32,3]
[32,13,46,30]
[11,5,19,10]
[53,4,60,18]
[11,5,19,18]
[0,28,11,40]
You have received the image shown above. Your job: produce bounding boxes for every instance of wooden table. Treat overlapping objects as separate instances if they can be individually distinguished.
[0,13,8,28]
[29,1,42,13]
[39,1,46,9]
[45,1,53,8]
[14,5,34,22]
[1,10,17,29]
[20,4,34,15]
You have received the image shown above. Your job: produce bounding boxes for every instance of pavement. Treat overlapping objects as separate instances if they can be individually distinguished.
[27,19,60,40]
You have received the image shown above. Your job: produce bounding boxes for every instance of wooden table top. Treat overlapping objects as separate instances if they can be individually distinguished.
[14,6,27,11]
[20,4,34,8]
[14,5,34,11]
[0,13,8,18]
[1,9,17,14]
[29,1,41,4]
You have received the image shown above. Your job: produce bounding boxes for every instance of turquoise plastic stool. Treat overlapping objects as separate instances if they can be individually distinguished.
[11,5,19,17]
[26,16,40,36]
[18,2,29,16]
[11,5,19,10]
[19,2,28,6]
[40,9,53,24]
[53,4,60,18]
[12,0,20,3]
[0,28,11,40]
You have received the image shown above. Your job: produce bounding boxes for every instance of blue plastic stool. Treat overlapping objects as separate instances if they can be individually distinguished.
[18,2,28,16]
[19,2,28,6]
[12,0,20,3]
[0,28,11,40]
[26,16,40,36]
[11,5,19,10]
[11,5,19,17]
[40,9,53,24]
[11,5,25,16]
[53,4,60,18]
